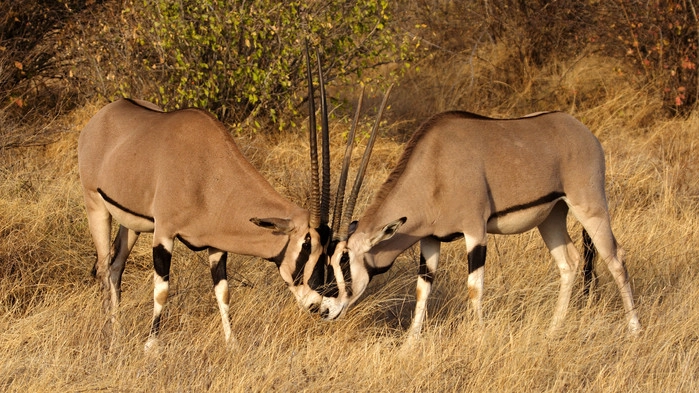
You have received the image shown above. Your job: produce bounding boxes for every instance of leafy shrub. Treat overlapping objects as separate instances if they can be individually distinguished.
[93,0,413,127]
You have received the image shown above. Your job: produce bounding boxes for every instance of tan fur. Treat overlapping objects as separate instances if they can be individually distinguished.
[322,110,641,338]
[79,98,322,348]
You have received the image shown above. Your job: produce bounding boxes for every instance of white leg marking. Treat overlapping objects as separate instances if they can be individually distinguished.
[145,273,169,351]
[467,266,485,323]
[214,280,232,344]
[408,238,440,340]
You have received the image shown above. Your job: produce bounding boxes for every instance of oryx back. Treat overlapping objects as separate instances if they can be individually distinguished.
[367,110,607,238]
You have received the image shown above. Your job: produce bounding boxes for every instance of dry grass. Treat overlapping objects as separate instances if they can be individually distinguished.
[2,70,699,392]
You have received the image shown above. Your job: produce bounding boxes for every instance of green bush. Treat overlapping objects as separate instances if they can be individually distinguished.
[110,0,412,127]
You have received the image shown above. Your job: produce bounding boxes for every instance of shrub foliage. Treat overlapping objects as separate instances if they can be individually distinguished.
[1,0,698,132]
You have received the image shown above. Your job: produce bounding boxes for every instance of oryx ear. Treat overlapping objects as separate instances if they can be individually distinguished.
[250,217,295,234]
[348,220,359,236]
[368,217,407,247]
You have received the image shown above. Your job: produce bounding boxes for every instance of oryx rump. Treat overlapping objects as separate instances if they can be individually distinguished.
[319,110,641,338]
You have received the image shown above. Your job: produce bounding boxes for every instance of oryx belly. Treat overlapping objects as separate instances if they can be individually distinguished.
[486,197,563,234]
[99,193,155,233]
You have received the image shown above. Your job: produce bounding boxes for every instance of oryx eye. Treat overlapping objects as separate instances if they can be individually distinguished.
[302,233,311,251]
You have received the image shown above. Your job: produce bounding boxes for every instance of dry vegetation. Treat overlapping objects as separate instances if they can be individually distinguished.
[2,85,699,391]
[2,2,699,392]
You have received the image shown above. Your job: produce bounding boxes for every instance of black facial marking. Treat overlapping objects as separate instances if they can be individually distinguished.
[153,244,172,281]
[308,254,327,291]
[267,239,290,267]
[316,224,331,248]
[210,252,228,286]
[488,191,566,221]
[97,188,154,222]
[326,239,340,259]
[292,233,312,286]
[339,252,353,298]
[467,244,487,273]
[366,260,394,279]
[323,263,339,298]
[418,254,435,284]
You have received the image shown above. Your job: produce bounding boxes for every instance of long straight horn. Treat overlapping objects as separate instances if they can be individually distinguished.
[305,41,320,229]
[316,49,330,227]
[337,84,394,241]
[331,86,365,239]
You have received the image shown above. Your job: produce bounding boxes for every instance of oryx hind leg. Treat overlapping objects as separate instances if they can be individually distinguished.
[407,237,440,340]
[568,202,641,335]
[145,236,174,352]
[537,202,580,334]
[107,225,140,313]
[84,193,113,312]
[208,248,234,347]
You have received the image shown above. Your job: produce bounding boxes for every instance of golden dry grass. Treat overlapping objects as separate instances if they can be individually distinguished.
[2,71,699,392]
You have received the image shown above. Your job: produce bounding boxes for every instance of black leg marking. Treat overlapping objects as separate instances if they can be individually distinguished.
[153,244,172,281]
[418,253,434,284]
[468,244,487,273]
[210,252,228,285]
[582,229,598,296]
[151,315,162,336]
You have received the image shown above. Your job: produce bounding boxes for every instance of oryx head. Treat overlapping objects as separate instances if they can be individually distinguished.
[272,44,335,311]
[319,216,406,320]
[297,73,395,318]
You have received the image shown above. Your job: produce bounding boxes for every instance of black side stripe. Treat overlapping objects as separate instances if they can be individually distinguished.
[488,191,565,221]
[97,188,154,222]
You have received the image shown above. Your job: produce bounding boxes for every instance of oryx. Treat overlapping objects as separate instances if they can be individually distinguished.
[78,48,340,350]
[312,110,641,338]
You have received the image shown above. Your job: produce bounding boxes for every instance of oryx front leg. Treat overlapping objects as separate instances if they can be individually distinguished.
[537,203,580,334]
[209,248,234,347]
[465,235,487,325]
[145,237,174,351]
[408,237,440,340]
